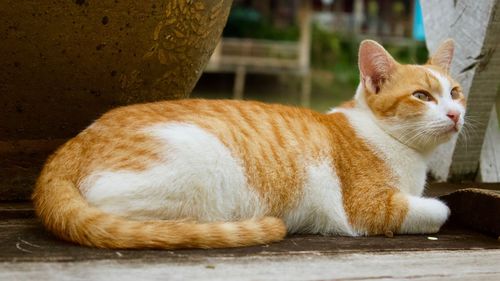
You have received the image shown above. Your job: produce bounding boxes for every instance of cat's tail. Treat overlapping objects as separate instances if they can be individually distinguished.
[32,142,286,249]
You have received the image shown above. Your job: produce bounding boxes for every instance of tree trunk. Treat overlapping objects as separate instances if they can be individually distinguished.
[422,0,500,182]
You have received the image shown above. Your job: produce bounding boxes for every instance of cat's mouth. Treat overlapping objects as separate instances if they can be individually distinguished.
[443,123,460,135]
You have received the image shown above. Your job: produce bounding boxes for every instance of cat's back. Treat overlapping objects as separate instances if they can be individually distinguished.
[86,99,332,162]
[93,99,321,131]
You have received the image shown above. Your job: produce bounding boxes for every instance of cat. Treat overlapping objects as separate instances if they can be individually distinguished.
[33,39,466,249]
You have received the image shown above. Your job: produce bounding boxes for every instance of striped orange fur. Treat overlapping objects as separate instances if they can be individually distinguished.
[33,39,465,249]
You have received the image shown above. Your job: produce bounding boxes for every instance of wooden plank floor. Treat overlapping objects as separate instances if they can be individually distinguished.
[1,249,500,281]
[1,217,500,280]
[1,182,500,280]
[1,217,500,263]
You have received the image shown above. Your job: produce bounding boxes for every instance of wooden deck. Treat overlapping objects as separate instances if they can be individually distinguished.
[1,183,500,280]
[1,217,499,280]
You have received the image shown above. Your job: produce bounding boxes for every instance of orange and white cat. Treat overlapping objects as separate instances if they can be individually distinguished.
[33,39,466,249]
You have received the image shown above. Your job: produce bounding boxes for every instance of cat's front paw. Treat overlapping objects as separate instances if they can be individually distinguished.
[398,196,450,234]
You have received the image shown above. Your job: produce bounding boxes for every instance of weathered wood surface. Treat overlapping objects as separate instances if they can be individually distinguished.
[1,250,500,281]
[423,0,500,181]
[0,218,499,263]
[480,106,500,182]
[1,218,499,280]
[1,183,499,264]
[1,183,500,279]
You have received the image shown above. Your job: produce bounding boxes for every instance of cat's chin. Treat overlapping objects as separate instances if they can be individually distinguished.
[431,129,461,149]
[437,134,454,145]
[442,124,462,139]
[445,123,460,133]
[426,123,462,145]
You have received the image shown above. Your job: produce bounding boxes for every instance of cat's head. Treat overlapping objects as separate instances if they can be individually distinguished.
[356,39,466,152]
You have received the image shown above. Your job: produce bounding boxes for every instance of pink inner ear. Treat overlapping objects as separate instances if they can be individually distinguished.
[430,40,454,72]
[359,41,396,93]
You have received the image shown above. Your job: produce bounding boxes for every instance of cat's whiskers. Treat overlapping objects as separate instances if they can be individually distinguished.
[455,115,481,152]
[394,120,453,149]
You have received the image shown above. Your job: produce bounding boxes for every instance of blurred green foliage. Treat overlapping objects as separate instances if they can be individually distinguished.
[310,24,429,74]
[222,7,299,41]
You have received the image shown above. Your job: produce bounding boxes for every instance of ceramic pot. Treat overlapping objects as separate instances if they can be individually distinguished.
[0,0,232,201]
[0,0,232,140]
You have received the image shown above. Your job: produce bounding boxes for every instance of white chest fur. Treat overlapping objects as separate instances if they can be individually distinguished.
[331,108,428,196]
[284,161,356,236]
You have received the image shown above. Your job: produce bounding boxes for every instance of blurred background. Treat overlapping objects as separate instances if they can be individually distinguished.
[193,0,429,112]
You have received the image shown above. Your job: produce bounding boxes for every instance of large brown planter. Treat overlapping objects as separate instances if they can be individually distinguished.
[0,0,233,200]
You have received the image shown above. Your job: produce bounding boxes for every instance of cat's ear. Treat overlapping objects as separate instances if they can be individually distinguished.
[428,39,454,73]
[358,40,397,94]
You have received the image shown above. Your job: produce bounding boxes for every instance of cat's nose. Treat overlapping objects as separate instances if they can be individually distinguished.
[446,111,460,124]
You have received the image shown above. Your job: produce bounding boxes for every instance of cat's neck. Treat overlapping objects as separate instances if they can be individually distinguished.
[329,88,430,195]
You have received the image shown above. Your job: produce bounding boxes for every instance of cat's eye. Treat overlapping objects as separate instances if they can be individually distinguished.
[450,88,461,99]
[412,91,432,102]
